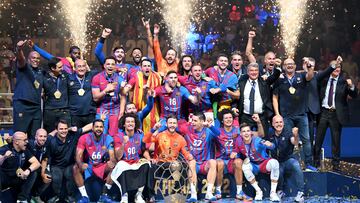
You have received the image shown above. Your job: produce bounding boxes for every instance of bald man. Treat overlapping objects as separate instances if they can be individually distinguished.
[68,59,98,128]
[13,40,44,138]
[273,58,317,171]
[0,131,40,202]
[27,129,50,202]
[267,115,304,202]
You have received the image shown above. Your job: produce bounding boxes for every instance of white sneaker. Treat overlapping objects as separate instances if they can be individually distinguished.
[255,190,263,201]
[135,192,146,203]
[205,193,217,201]
[270,191,280,202]
[120,195,128,203]
[294,191,304,202]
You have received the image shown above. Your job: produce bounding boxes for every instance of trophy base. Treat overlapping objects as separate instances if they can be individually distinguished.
[164,193,187,203]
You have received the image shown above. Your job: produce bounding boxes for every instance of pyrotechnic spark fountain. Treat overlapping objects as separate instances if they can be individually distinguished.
[160,0,193,52]
[56,0,100,53]
[277,0,309,58]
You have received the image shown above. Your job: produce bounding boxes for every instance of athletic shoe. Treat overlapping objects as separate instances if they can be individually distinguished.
[215,189,222,199]
[187,196,197,202]
[120,195,128,203]
[77,196,89,203]
[270,192,280,202]
[31,196,44,203]
[294,191,304,202]
[205,193,217,201]
[47,196,59,203]
[236,190,253,201]
[305,165,318,172]
[254,190,263,201]
[99,194,114,203]
[134,192,145,203]
[277,190,286,199]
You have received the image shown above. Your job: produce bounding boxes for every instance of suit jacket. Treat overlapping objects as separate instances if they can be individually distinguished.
[235,67,281,118]
[319,74,358,125]
[307,66,336,114]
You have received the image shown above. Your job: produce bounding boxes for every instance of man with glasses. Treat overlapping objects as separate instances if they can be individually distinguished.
[272,58,317,171]
[0,131,40,203]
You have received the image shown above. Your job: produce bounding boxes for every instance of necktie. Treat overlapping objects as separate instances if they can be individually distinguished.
[249,80,256,115]
[327,78,335,107]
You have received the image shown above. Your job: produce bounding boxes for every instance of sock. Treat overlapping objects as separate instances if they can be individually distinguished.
[122,193,128,198]
[251,181,261,192]
[190,183,197,197]
[215,186,221,192]
[137,186,144,194]
[78,186,88,197]
[102,183,112,194]
[206,183,214,196]
[271,181,278,193]
[105,183,112,189]
[236,185,243,194]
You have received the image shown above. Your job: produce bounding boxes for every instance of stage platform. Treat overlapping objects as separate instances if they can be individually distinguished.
[2,171,359,202]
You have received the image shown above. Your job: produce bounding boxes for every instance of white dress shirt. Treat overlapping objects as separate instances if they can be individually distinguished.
[243,79,264,114]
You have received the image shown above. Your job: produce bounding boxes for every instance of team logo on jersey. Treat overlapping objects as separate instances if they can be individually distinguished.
[135,140,140,145]
[173,142,178,147]
[70,81,74,86]
[102,146,107,150]
[18,113,23,117]
[202,85,206,90]
[176,92,180,96]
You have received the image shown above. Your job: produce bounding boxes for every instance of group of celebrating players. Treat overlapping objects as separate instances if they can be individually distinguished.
[0,18,358,203]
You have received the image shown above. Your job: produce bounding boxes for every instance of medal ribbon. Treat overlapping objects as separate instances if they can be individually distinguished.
[76,75,85,90]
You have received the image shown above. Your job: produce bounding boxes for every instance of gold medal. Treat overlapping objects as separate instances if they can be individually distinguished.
[16,168,23,176]
[34,80,40,89]
[78,88,85,96]
[289,87,296,94]
[54,90,62,99]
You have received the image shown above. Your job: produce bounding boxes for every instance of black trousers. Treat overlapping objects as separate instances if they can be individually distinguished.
[0,169,37,201]
[314,108,342,165]
[43,109,71,133]
[307,111,318,153]
[13,100,42,139]
[71,113,95,128]
[240,113,269,137]
[50,165,76,199]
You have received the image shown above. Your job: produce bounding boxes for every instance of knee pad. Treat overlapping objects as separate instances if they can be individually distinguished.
[242,162,254,181]
[267,159,279,180]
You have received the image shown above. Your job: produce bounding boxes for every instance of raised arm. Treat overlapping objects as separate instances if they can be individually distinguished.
[16,40,27,68]
[142,18,153,48]
[153,24,164,68]
[94,28,112,65]
[245,31,257,63]
[30,40,55,60]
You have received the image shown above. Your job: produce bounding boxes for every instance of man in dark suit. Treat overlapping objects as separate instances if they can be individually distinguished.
[314,59,358,171]
[233,60,281,136]
[304,57,337,153]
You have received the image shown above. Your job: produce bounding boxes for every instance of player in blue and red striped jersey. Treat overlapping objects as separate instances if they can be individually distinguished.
[94,28,140,81]
[74,119,116,203]
[155,70,200,131]
[178,64,219,120]
[214,109,253,200]
[232,122,280,202]
[113,113,151,203]
[204,54,239,113]
[177,112,220,202]
[91,56,126,136]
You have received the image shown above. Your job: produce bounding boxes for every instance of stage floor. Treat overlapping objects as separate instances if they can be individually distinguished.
[157,196,360,202]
